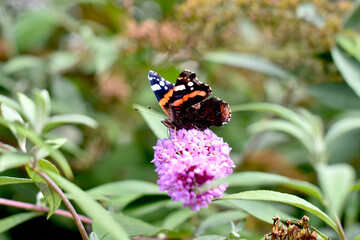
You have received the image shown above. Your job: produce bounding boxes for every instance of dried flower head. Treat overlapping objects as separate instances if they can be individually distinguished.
[152,128,234,211]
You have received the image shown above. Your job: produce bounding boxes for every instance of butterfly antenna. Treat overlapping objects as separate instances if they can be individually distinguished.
[134,106,166,120]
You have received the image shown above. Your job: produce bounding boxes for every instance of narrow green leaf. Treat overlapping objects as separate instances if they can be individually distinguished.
[229,200,294,225]
[223,172,323,202]
[1,104,25,145]
[196,210,247,236]
[248,120,313,153]
[0,153,30,172]
[86,180,163,199]
[34,89,51,134]
[231,103,311,134]
[92,214,161,240]
[306,83,360,110]
[205,52,293,79]
[2,55,44,74]
[26,160,62,219]
[331,47,360,98]
[316,164,355,218]
[0,95,21,112]
[134,104,168,139]
[0,212,42,233]
[46,171,130,240]
[194,235,227,240]
[325,117,360,149]
[89,232,100,240]
[1,104,23,124]
[219,190,338,234]
[0,119,73,179]
[17,93,36,128]
[112,213,161,236]
[344,1,360,28]
[351,180,360,192]
[0,176,32,186]
[163,208,196,230]
[48,51,78,74]
[14,10,58,51]
[44,114,98,132]
[35,138,67,160]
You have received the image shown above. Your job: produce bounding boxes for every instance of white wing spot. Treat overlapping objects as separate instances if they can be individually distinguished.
[190,87,194,91]
[164,86,168,90]
[187,82,194,86]
[175,85,186,91]
[151,84,161,91]
[159,81,165,86]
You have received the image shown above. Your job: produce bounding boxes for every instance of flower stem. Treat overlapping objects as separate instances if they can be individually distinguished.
[36,171,89,240]
[0,198,92,225]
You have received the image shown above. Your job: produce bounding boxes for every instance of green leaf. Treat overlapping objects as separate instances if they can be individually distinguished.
[0,119,73,179]
[0,153,31,172]
[2,55,44,74]
[223,172,323,202]
[93,214,159,240]
[1,104,23,124]
[219,190,338,234]
[112,214,161,236]
[306,83,360,109]
[351,180,360,192]
[205,52,293,79]
[86,180,163,199]
[331,47,360,98]
[196,210,247,236]
[316,164,355,218]
[325,117,360,150]
[0,95,21,112]
[0,176,32,186]
[26,160,62,219]
[0,212,42,233]
[228,200,294,225]
[163,208,196,230]
[34,89,51,134]
[336,32,360,62]
[35,138,67,160]
[194,235,227,240]
[45,171,130,240]
[44,114,98,132]
[231,103,312,135]
[17,93,36,128]
[14,10,58,51]
[48,51,78,74]
[134,104,168,139]
[344,1,360,28]
[1,104,26,145]
[89,232,100,240]
[248,120,313,153]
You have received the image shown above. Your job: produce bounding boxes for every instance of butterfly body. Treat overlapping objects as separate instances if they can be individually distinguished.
[148,70,231,130]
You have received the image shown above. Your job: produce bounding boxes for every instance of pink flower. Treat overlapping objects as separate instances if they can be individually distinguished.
[152,129,234,211]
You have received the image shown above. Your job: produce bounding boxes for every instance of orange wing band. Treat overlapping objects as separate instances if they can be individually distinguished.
[159,89,174,106]
[173,90,207,107]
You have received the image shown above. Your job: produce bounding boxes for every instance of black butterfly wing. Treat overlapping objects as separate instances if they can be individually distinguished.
[170,70,212,110]
[179,97,231,130]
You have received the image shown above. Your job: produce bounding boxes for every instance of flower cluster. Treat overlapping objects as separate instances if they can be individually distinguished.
[152,128,234,211]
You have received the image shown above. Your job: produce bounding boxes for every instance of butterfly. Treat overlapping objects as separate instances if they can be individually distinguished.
[148,70,231,131]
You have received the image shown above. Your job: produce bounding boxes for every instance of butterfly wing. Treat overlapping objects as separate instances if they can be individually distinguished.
[170,70,212,110]
[180,97,231,130]
[148,70,174,118]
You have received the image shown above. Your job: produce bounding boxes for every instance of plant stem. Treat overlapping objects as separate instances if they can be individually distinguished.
[36,171,89,240]
[0,198,92,225]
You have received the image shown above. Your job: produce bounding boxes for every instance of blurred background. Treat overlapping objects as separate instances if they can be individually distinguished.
[0,0,359,239]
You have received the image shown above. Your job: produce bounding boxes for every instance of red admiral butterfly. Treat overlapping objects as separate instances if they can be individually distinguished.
[148,70,231,130]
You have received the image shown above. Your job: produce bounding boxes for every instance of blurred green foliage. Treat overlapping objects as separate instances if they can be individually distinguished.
[0,0,360,239]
